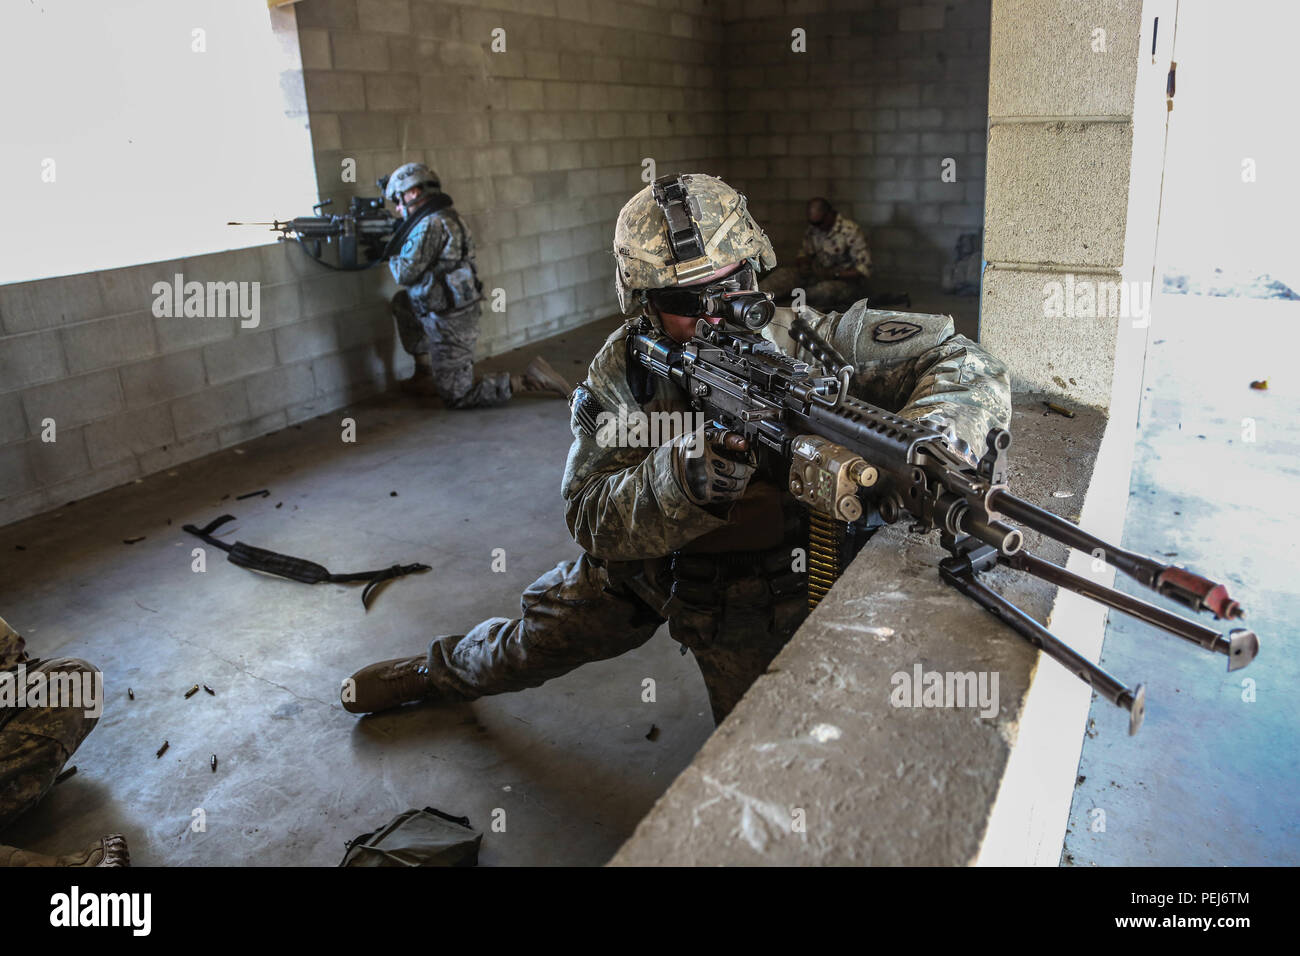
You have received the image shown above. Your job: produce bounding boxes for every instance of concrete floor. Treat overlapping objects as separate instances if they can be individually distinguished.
[1063,293,1300,865]
[0,315,719,867]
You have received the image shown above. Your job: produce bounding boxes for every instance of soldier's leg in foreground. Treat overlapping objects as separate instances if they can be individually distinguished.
[426,305,513,409]
[0,658,129,867]
[344,554,665,713]
[391,291,438,395]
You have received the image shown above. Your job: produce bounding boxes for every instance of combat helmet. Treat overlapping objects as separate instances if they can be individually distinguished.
[384,162,441,204]
[613,173,777,314]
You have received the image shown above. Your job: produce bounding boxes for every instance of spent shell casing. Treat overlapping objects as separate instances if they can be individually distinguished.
[156,740,169,759]
[128,688,134,700]
[1042,400,1076,419]
[210,754,218,773]
[203,684,215,696]
[184,684,200,698]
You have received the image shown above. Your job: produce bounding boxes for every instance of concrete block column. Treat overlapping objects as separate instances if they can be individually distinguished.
[979,0,1145,410]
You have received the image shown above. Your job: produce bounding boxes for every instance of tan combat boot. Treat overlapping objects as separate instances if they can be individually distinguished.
[342,656,436,714]
[510,356,572,399]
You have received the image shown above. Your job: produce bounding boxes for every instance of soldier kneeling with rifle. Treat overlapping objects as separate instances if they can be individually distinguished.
[383,162,571,406]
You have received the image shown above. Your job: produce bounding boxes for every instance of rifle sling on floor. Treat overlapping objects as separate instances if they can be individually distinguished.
[183,514,428,610]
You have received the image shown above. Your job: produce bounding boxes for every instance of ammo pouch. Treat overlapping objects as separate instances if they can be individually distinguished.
[390,288,416,322]
[668,548,805,614]
[441,261,482,310]
[436,209,483,310]
[667,547,807,649]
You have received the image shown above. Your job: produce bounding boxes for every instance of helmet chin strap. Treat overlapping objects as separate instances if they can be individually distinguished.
[636,291,661,328]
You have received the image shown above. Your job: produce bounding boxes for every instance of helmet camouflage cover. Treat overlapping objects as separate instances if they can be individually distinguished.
[385,162,441,203]
[613,173,777,314]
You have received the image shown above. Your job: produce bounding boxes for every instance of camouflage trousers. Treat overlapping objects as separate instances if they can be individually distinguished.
[760,267,870,314]
[391,294,512,409]
[0,657,99,837]
[424,552,807,724]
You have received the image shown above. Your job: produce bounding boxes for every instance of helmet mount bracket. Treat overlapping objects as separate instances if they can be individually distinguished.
[651,175,717,284]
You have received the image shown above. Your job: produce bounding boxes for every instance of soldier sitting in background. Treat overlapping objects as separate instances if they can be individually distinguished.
[0,616,128,867]
[384,162,571,406]
[341,174,1009,726]
[761,197,880,313]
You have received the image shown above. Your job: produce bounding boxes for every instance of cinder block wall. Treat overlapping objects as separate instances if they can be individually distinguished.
[295,0,727,357]
[717,0,991,287]
[0,243,398,527]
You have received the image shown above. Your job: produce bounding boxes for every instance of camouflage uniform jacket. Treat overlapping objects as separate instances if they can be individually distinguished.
[388,203,477,318]
[801,214,873,278]
[561,303,1012,563]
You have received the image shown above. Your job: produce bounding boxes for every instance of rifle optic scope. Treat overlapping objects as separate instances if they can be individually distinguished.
[650,281,776,331]
[702,289,776,330]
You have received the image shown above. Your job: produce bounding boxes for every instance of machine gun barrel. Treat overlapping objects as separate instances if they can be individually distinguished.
[1003,550,1258,669]
[227,216,339,236]
[283,216,341,236]
[988,490,1244,620]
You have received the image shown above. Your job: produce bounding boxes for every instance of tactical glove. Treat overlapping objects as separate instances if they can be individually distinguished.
[672,425,756,506]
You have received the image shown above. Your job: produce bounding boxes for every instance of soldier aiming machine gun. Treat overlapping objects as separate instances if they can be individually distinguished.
[626,301,1259,736]
[229,176,411,272]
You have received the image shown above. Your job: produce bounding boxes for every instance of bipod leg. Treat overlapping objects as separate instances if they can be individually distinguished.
[939,547,1146,735]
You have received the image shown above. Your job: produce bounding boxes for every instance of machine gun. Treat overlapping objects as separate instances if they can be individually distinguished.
[229,177,404,272]
[626,312,1259,735]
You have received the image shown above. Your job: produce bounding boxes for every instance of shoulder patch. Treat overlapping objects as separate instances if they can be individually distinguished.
[570,383,605,438]
[871,319,923,344]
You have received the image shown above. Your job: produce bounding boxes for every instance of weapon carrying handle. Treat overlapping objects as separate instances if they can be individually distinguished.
[789,317,853,378]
